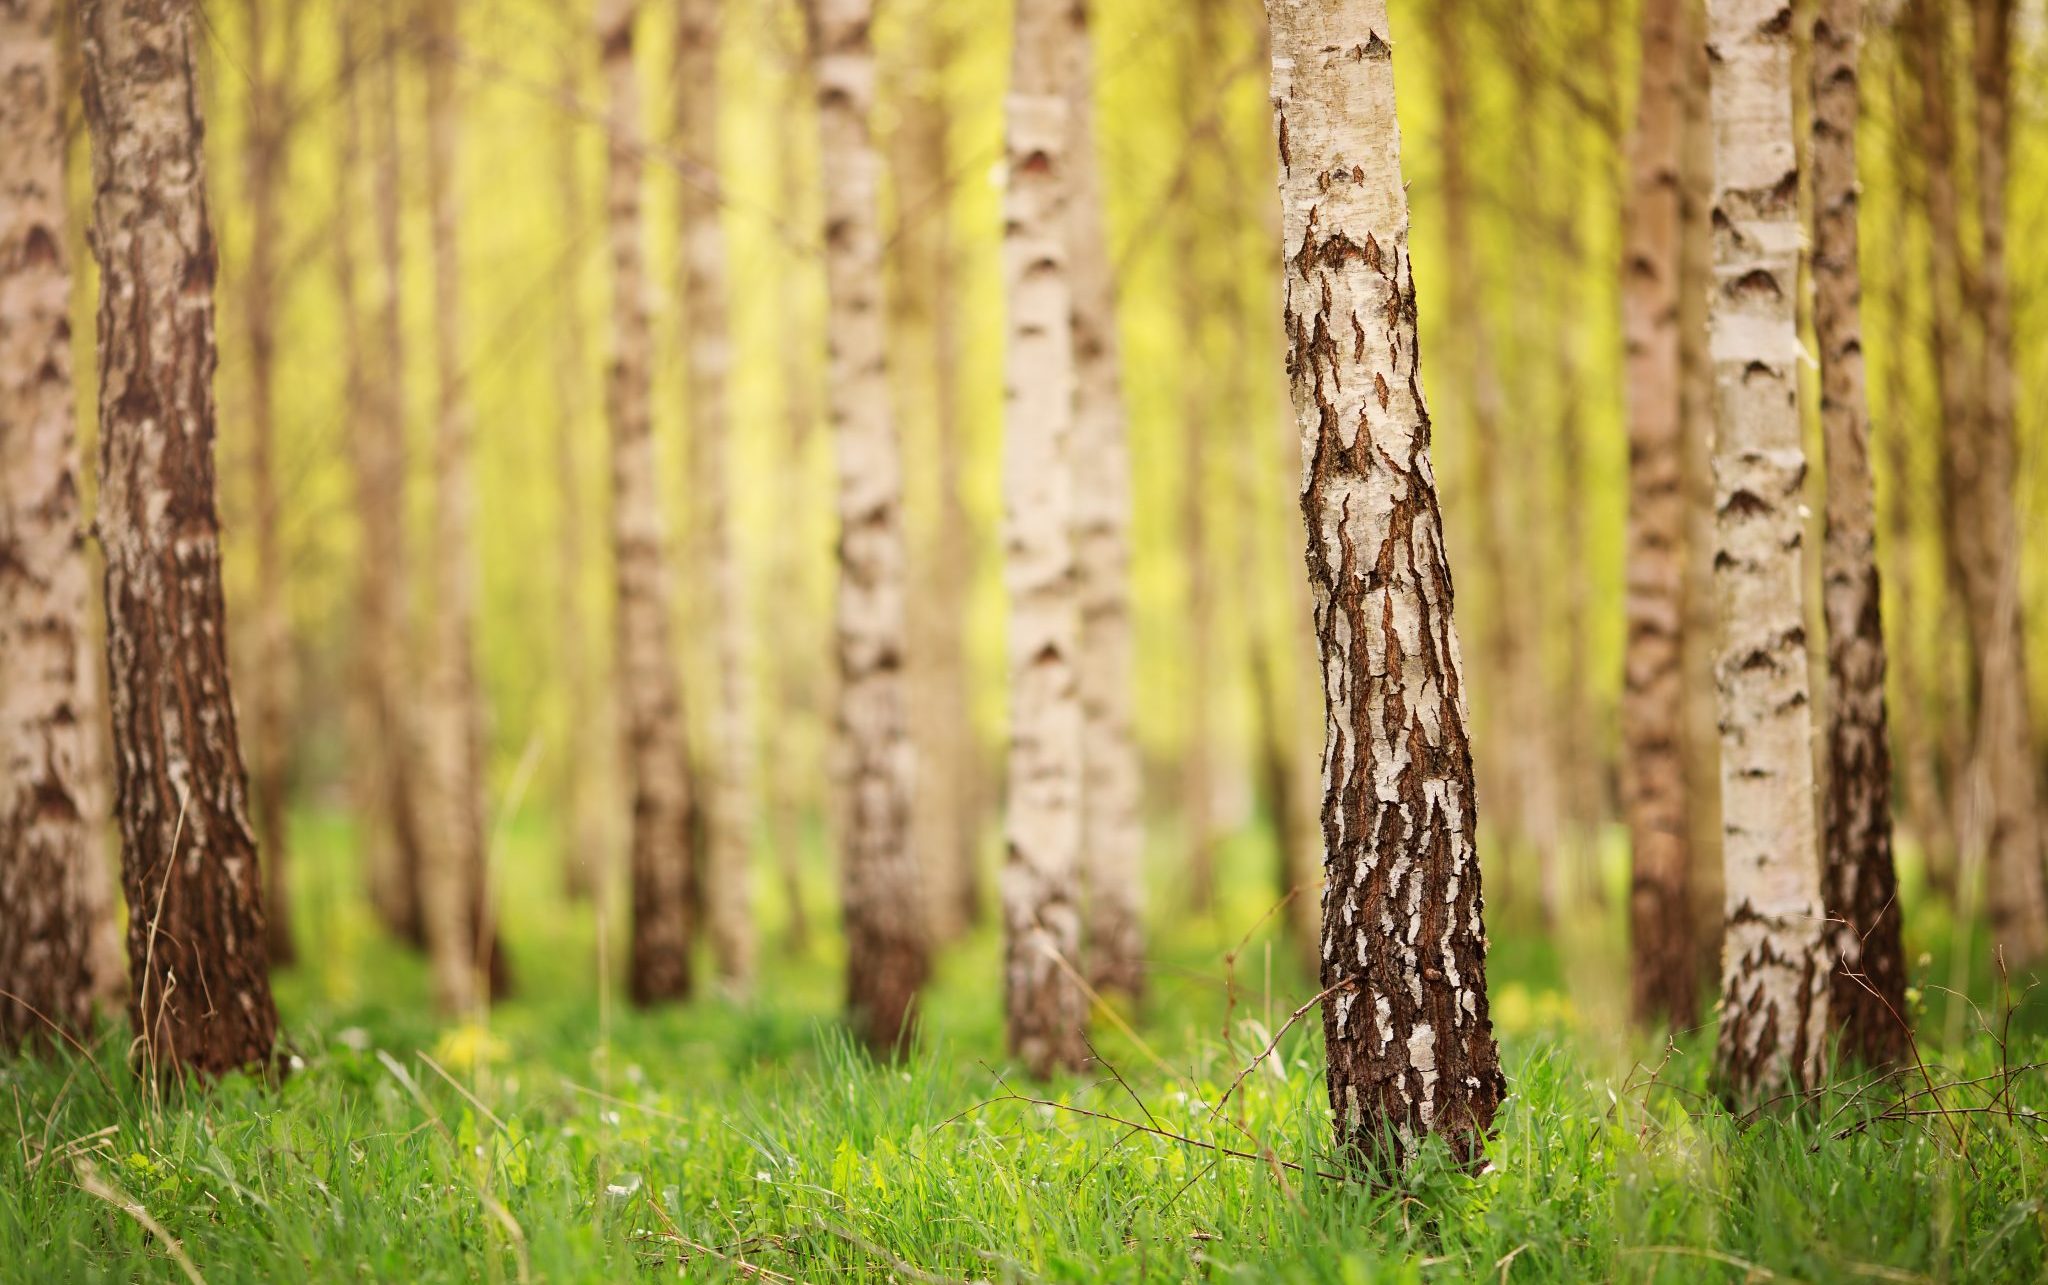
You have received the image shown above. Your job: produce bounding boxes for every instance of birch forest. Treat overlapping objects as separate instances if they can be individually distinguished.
[4,0,2048,1278]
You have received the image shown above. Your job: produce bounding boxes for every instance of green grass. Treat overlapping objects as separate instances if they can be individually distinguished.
[3,810,2044,1282]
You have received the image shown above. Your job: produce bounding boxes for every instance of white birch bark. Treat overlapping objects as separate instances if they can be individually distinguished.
[1704,0,1830,1107]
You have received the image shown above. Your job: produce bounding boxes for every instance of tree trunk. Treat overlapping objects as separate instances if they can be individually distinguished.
[1267,0,1504,1169]
[1064,0,1144,1002]
[0,0,108,1050]
[600,0,695,1007]
[1964,0,2047,965]
[1621,0,1698,1030]
[675,0,756,995]
[552,32,609,905]
[240,0,299,969]
[812,0,930,1056]
[368,0,429,951]
[1704,0,1830,1109]
[79,0,279,1077]
[1811,0,1908,1066]
[1002,0,1088,1079]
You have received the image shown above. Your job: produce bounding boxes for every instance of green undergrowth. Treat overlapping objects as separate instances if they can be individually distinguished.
[3,810,2044,1282]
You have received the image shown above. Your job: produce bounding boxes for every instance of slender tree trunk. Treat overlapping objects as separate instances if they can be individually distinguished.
[241,0,299,968]
[1002,0,1088,1078]
[369,0,428,950]
[812,0,930,1055]
[600,0,694,1007]
[1268,0,1504,1169]
[1064,0,1144,1001]
[0,0,108,1049]
[1621,0,1698,1030]
[1704,0,1831,1108]
[79,0,279,1077]
[1965,0,2047,964]
[675,0,756,993]
[553,34,608,904]
[1811,0,1908,1065]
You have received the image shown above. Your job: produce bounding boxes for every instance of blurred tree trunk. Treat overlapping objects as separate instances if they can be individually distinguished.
[1811,0,1907,1066]
[676,0,756,994]
[241,0,299,968]
[1430,0,1533,915]
[552,33,609,904]
[423,0,504,1013]
[368,0,429,951]
[812,0,930,1056]
[0,0,109,1050]
[1002,0,1087,1079]
[1621,0,1698,1029]
[1964,0,2047,964]
[1268,0,1504,1170]
[79,0,279,1076]
[600,0,695,1007]
[1066,0,1145,1001]
[1704,0,1830,1109]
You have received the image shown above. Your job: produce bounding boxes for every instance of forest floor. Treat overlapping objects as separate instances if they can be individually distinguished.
[3,811,2045,1283]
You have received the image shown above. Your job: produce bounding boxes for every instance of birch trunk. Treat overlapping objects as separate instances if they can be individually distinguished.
[601,0,694,1006]
[1812,0,1907,1065]
[1964,0,2047,964]
[1002,0,1087,1078]
[1705,0,1830,1108]
[79,0,280,1077]
[240,0,298,968]
[1064,0,1144,1001]
[1268,0,1504,1168]
[813,0,929,1055]
[368,0,429,950]
[676,0,756,993]
[1621,0,1698,1029]
[0,0,107,1048]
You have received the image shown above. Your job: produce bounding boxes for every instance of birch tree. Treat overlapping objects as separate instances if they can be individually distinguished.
[600,0,695,1006]
[0,0,110,1049]
[79,0,280,1076]
[1003,0,1087,1078]
[676,0,756,992]
[1704,0,1830,1107]
[1812,0,1907,1066]
[812,0,930,1055]
[1267,0,1504,1167]
[1065,0,1144,1001]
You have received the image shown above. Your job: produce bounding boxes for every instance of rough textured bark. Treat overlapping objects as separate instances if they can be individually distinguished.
[1064,0,1144,1001]
[812,0,929,1055]
[1811,0,1907,1066]
[1963,0,2047,964]
[600,0,694,1007]
[240,0,298,968]
[367,0,428,950]
[1621,0,1698,1030]
[1704,0,1830,1109]
[1002,0,1088,1078]
[553,34,608,904]
[78,0,279,1077]
[421,0,498,1014]
[0,0,107,1049]
[1268,0,1504,1168]
[676,0,756,993]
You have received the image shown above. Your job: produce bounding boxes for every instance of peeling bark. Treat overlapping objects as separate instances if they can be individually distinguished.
[79,0,279,1077]
[1811,0,1907,1066]
[1704,0,1831,1109]
[0,0,108,1049]
[1002,0,1088,1078]
[1065,0,1144,1002]
[1267,0,1503,1168]
[813,0,929,1055]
